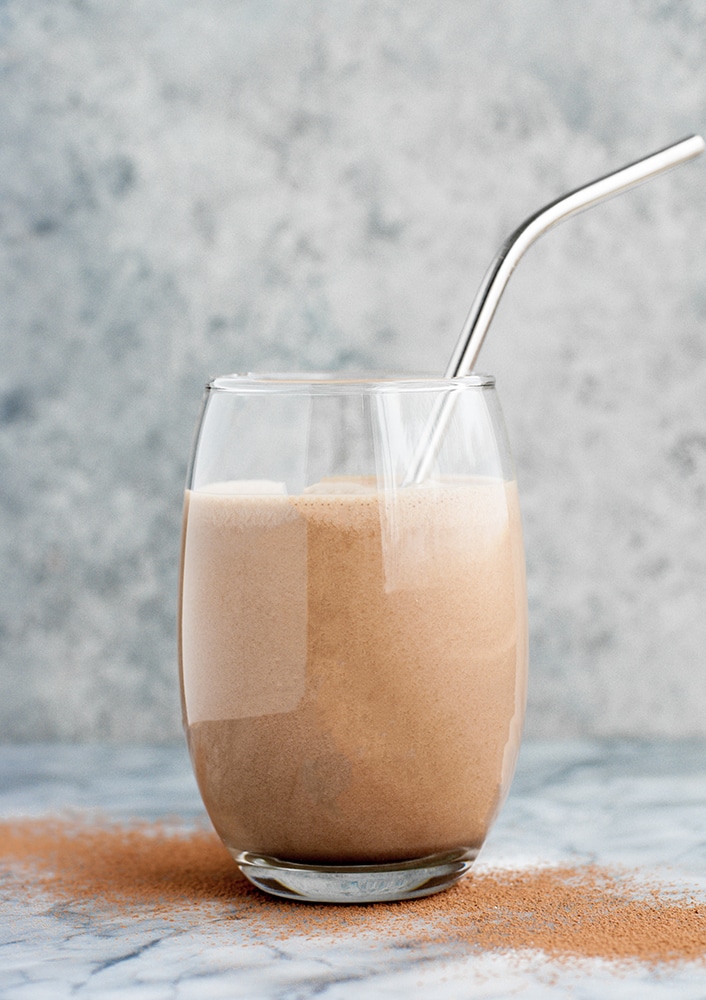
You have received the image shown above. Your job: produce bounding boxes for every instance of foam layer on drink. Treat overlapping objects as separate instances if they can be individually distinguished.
[180,478,527,865]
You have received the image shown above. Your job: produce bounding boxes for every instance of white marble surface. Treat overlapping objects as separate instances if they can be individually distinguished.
[2,740,706,998]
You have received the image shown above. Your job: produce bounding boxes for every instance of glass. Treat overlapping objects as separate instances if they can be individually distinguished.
[179,373,528,903]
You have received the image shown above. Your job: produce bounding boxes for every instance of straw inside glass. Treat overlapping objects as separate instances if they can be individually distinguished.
[404,135,704,485]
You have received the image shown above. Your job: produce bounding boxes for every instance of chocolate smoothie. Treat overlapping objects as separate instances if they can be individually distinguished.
[179,478,527,866]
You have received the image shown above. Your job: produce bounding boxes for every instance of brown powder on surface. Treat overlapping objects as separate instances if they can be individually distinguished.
[2,816,706,969]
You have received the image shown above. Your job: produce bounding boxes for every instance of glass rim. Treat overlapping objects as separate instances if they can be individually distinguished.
[207,371,496,393]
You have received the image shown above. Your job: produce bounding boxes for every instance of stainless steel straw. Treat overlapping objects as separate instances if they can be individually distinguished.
[404,134,705,485]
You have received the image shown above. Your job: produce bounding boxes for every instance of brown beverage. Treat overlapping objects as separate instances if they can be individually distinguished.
[179,478,527,866]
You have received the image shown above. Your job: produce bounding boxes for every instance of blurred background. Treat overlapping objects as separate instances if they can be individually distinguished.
[1,0,705,741]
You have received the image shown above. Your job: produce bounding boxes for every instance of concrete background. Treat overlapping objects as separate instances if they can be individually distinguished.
[1,0,705,741]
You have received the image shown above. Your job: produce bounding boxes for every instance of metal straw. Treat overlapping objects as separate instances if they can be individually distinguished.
[405,134,705,485]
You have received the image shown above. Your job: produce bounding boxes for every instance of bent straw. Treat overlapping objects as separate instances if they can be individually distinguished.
[404,134,705,485]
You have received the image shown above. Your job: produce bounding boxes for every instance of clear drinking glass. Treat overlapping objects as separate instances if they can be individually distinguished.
[179,373,528,903]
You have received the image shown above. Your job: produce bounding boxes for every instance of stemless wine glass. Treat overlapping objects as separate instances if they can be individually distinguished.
[178,372,528,904]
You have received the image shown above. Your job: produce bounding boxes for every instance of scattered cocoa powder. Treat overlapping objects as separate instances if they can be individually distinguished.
[2,816,705,969]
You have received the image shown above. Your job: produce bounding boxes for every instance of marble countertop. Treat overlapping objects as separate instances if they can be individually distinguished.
[1,740,706,999]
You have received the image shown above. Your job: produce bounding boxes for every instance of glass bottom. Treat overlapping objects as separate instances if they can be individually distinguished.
[232,848,478,903]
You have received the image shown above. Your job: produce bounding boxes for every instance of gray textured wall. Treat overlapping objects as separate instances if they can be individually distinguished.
[2,0,705,741]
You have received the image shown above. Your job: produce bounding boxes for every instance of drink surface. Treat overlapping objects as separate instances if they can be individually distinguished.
[180,478,527,865]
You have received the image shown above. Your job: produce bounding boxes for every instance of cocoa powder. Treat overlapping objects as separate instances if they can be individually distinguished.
[2,816,705,968]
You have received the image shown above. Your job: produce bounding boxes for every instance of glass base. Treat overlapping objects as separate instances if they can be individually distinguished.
[232,848,478,903]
